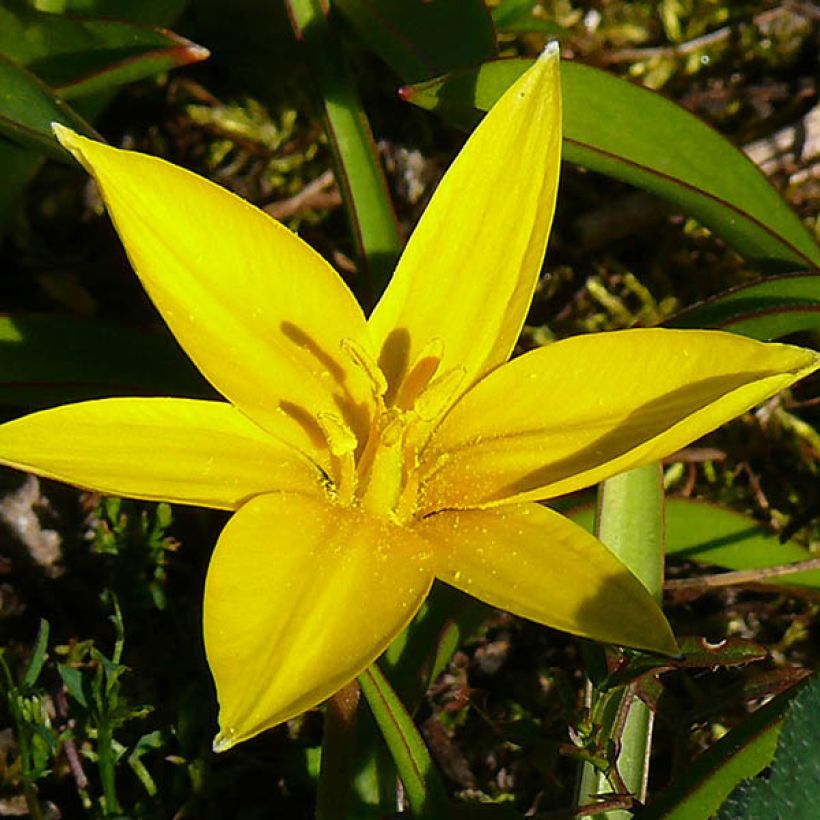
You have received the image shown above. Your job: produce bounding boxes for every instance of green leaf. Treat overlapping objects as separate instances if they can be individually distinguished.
[404,59,820,272]
[643,687,797,820]
[21,619,50,690]
[128,730,162,797]
[492,0,568,35]
[0,55,98,159]
[666,273,820,341]
[718,674,820,819]
[568,498,820,590]
[358,665,450,820]
[0,1,208,99]
[334,0,496,83]
[286,0,401,303]
[0,0,190,236]
[58,664,88,709]
[0,315,211,408]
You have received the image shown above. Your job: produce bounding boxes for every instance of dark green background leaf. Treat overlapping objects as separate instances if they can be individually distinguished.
[643,688,796,820]
[0,1,207,99]
[334,0,497,83]
[0,54,98,158]
[0,315,211,409]
[492,0,568,35]
[667,273,820,340]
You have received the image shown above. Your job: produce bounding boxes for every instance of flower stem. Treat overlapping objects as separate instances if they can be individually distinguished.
[575,463,665,817]
[316,680,361,820]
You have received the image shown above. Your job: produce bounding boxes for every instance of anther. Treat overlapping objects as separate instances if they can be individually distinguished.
[341,337,387,400]
[395,337,444,410]
[316,412,358,504]
[414,366,466,421]
[316,412,358,457]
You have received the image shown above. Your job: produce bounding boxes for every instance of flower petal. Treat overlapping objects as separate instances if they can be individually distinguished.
[0,398,322,509]
[421,329,819,510]
[416,503,678,654]
[54,125,375,469]
[204,492,434,750]
[369,47,561,407]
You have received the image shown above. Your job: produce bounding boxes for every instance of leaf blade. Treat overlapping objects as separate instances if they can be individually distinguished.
[405,59,819,271]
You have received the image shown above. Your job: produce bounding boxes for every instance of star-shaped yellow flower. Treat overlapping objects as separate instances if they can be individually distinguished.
[0,48,816,751]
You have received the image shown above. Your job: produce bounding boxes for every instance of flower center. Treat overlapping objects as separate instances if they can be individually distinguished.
[318,338,463,522]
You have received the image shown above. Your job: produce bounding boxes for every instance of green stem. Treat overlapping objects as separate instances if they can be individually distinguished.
[316,680,361,820]
[0,658,44,820]
[576,463,665,818]
[97,719,121,817]
[285,0,402,305]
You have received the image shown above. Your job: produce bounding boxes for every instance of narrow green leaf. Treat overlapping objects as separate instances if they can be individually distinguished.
[21,620,50,690]
[717,674,820,819]
[286,0,401,303]
[666,273,820,341]
[358,665,450,820]
[0,315,211,408]
[643,687,798,820]
[404,59,819,271]
[568,498,820,590]
[334,0,496,83]
[382,583,488,708]
[58,664,88,709]
[0,55,98,159]
[0,0,207,99]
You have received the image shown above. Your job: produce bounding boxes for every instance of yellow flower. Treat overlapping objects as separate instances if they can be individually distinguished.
[0,47,816,751]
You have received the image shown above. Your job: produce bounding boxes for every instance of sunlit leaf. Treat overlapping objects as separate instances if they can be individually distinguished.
[404,59,819,272]
[568,498,820,590]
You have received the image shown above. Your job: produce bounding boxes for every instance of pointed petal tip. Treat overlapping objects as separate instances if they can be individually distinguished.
[212,727,237,753]
[539,40,561,61]
[51,121,72,142]
[51,122,85,160]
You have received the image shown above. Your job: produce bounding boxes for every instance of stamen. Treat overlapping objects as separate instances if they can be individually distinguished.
[316,412,358,504]
[395,337,444,410]
[414,366,466,421]
[316,412,357,457]
[360,413,406,518]
[341,337,387,401]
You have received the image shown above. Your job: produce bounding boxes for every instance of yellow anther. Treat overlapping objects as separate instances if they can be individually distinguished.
[341,337,387,400]
[380,413,405,448]
[316,412,358,457]
[316,412,357,504]
[414,366,466,421]
[395,337,444,410]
